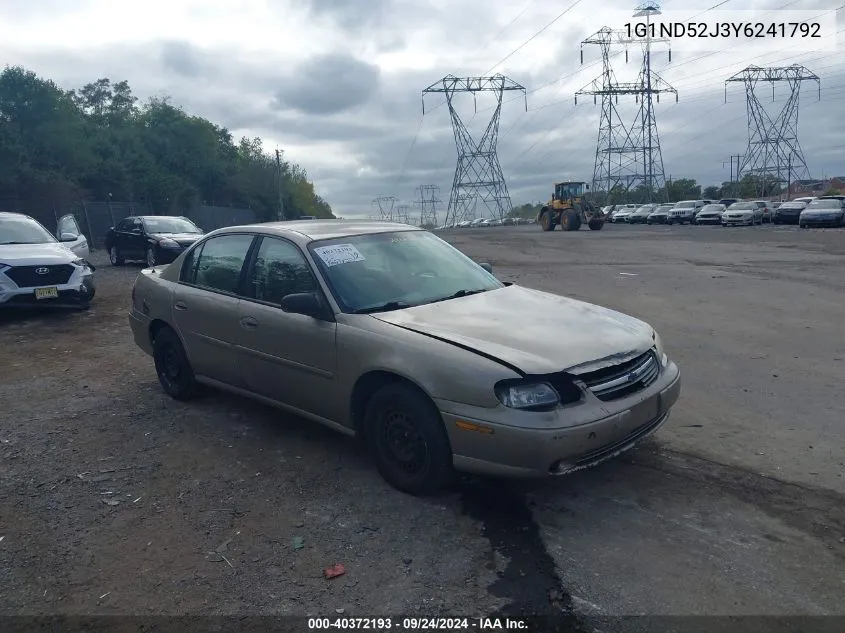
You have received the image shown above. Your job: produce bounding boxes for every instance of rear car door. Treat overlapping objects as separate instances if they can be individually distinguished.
[172,233,257,388]
[56,214,89,259]
[236,236,338,420]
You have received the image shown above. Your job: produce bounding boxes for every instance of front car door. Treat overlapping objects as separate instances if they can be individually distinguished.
[172,233,257,388]
[56,214,89,258]
[124,217,146,258]
[236,235,338,420]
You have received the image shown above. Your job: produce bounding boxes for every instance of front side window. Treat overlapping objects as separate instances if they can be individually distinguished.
[309,230,502,313]
[246,237,318,304]
[186,234,254,293]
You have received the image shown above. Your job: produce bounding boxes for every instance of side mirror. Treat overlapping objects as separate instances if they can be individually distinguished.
[280,292,330,319]
[479,262,493,273]
[59,232,78,242]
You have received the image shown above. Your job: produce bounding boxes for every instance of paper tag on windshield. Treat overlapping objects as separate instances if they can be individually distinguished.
[313,244,365,267]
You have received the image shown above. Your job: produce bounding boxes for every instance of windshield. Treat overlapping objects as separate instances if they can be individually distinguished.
[675,201,696,208]
[728,203,756,210]
[0,215,58,245]
[142,217,201,234]
[308,230,503,313]
[635,206,654,213]
[653,206,672,213]
[700,205,724,212]
[807,200,841,209]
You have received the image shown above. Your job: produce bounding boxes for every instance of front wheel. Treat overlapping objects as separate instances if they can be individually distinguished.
[539,209,555,231]
[363,383,454,495]
[109,246,124,266]
[588,219,603,230]
[152,327,198,400]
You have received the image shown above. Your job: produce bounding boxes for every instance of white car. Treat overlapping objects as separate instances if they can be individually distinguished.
[0,212,96,309]
[722,202,763,226]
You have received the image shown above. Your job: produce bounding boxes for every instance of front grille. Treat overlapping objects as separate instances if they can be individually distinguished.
[576,350,659,401]
[4,264,74,287]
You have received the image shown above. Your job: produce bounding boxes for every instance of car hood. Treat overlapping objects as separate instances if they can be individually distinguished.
[150,232,202,244]
[371,285,654,375]
[0,242,77,265]
[726,209,754,215]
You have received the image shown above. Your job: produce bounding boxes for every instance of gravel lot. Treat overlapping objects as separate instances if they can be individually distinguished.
[1,223,844,628]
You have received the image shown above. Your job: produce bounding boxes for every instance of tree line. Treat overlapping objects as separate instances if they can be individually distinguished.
[0,66,334,220]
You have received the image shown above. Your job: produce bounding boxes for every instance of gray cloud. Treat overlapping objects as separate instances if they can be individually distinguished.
[273,53,381,116]
[302,0,389,31]
[159,40,209,78]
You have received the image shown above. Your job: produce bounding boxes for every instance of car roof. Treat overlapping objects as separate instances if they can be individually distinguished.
[0,211,34,219]
[209,220,422,243]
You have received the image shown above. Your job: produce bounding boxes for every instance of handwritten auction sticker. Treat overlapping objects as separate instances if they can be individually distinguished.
[313,244,365,267]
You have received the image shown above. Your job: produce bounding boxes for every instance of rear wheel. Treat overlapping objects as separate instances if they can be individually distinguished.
[561,209,582,231]
[363,383,454,495]
[152,327,198,400]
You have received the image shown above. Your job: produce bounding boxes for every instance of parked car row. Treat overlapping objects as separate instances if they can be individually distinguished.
[605,196,845,228]
[443,217,534,229]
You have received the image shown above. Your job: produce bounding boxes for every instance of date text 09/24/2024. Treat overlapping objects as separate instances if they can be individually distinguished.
[308,617,529,630]
[624,21,821,39]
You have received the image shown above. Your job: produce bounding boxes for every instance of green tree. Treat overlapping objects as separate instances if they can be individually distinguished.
[0,66,334,220]
[822,187,841,196]
[703,185,721,200]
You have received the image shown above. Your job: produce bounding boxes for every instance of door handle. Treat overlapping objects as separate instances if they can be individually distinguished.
[240,316,258,329]
[174,301,188,311]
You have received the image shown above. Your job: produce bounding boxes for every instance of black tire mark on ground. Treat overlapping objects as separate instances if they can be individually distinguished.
[459,478,593,633]
[632,448,845,558]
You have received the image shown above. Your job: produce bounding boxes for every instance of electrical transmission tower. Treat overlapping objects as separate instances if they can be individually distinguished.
[422,75,526,225]
[454,193,478,223]
[576,5,676,202]
[395,204,412,224]
[372,196,397,222]
[577,27,636,197]
[725,65,820,197]
[415,185,441,227]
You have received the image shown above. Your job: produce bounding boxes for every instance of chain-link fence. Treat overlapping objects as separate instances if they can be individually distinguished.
[1,195,258,250]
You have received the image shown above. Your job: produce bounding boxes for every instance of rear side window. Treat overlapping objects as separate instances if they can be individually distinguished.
[182,234,255,293]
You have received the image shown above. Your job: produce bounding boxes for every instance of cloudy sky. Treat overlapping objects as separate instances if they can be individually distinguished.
[2,0,843,219]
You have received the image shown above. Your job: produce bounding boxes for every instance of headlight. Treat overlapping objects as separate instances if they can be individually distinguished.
[495,380,560,410]
[158,238,180,248]
[652,329,668,367]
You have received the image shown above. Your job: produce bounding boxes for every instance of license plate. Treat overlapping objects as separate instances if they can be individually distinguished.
[34,287,59,300]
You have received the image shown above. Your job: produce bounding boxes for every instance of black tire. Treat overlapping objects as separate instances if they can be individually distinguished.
[588,219,603,230]
[363,382,454,495]
[152,327,197,400]
[561,209,582,231]
[108,245,124,266]
[539,209,555,231]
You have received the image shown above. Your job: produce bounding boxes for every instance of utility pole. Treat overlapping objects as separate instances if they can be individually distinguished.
[275,149,286,220]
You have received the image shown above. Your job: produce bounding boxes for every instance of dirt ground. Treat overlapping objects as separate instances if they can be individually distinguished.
[1,223,844,629]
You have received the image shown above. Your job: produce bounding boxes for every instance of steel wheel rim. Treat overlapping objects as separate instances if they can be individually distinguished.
[379,409,428,476]
[110,247,117,264]
[147,248,155,267]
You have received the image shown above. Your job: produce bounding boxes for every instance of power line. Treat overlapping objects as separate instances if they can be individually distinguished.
[484,0,585,75]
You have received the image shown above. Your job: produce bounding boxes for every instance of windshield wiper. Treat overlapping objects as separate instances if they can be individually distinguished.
[353,301,412,314]
[429,288,489,304]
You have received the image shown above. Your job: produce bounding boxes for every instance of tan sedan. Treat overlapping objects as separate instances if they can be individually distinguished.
[129,221,681,495]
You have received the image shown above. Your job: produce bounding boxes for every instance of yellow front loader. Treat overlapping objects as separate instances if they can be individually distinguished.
[537,181,605,231]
